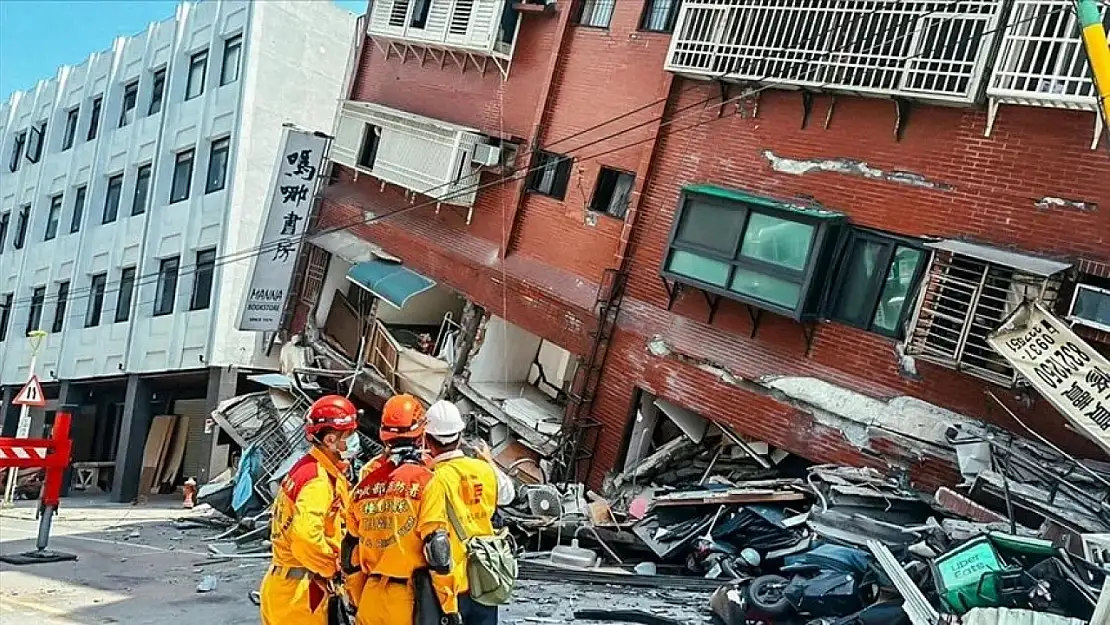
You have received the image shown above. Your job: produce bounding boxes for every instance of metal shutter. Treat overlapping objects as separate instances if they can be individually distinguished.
[175,399,209,483]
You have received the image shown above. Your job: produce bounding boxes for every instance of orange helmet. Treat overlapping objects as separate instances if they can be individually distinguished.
[380,394,426,443]
[306,395,359,437]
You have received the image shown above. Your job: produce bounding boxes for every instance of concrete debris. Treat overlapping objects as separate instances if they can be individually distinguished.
[761,150,955,191]
[196,575,218,593]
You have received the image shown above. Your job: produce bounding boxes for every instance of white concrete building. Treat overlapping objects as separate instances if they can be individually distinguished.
[0,0,356,501]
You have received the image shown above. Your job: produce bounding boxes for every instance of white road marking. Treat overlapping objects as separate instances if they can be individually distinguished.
[0,595,72,617]
[0,525,208,557]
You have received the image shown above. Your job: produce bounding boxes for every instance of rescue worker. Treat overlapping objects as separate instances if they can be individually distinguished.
[422,400,512,625]
[259,394,359,625]
[347,394,460,625]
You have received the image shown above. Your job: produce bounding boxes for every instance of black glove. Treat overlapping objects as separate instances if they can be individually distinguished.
[440,613,462,625]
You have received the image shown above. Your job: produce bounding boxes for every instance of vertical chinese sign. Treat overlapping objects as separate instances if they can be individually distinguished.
[237,126,329,332]
[987,300,1110,455]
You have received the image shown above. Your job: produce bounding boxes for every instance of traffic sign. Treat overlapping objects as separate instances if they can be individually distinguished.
[13,375,46,408]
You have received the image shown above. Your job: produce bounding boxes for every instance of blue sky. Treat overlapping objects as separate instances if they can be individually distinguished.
[0,0,366,98]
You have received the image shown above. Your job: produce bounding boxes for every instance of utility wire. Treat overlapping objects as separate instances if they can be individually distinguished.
[0,2,1077,316]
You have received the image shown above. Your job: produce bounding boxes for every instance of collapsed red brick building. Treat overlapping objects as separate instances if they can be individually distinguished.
[290,0,1110,490]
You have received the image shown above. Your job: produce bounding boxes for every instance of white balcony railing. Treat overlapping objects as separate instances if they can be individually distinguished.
[664,0,1005,105]
[368,0,517,61]
[989,0,1108,109]
[330,100,488,213]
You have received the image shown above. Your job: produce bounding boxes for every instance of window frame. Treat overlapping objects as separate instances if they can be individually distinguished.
[86,273,108,328]
[589,166,635,220]
[115,267,137,323]
[103,173,124,224]
[574,0,616,28]
[71,185,87,233]
[132,164,152,216]
[526,150,573,200]
[0,293,11,342]
[660,187,843,321]
[119,80,139,128]
[52,281,70,333]
[87,96,103,141]
[154,256,180,316]
[0,212,8,253]
[170,149,195,203]
[9,130,26,172]
[220,34,243,86]
[62,108,80,150]
[206,137,231,193]
[149,68,167,116]
[190,248,218,311]
[639,0,682,33]
[185,50,209,101]
[825,228,928,339]
[45,194,64,241]
[357,124,381,171]
[13,204,30,250]
[26,121,46,164]
[27,286,46,335]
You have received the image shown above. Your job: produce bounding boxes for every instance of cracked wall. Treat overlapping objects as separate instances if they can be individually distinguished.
[762,150,955,191]
[1035,196,1098,213]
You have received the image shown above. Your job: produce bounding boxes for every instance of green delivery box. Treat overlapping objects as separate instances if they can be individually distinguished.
[931,536,1005,613]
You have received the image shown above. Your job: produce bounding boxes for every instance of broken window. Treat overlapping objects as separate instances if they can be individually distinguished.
[1067,275,1110,333]
[357,124,381,171]
[590,166,634,220]
[828,229,927,339]
[526,151,572,200]
[904,240,1069,387]
[662,185,842,319]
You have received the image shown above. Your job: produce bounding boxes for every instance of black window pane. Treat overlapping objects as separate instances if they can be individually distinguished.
[133,165,152,215]
[45,194,63,241]
[527,151,572,200]
[831,238,884,327]
[641,0,679,32]
[576,0,615,27]
[88,97,102,141]
[52,281,69,333]
[86,273,107,327]
[13,205,29,249]
[26,122,45,163]
[190,248,217,310]
[591,167,634,219]
[872,246,925,334]
[71,186,87,233]
[0,293,12,341]
[674,198,745,255]
[171,150,194,203]
[115,267,136,322]
[103,174,123,223]
[358,125,380,169]
[206,138,230,193]
[0,212,9,253]
[119,81,138,127]
[154,257,179,316]
[220,35,242,86]
[62,108,80,150]
[8,131,25,172]
[186,51,208,100]
[27,287,46,335]
[149,69,166,115]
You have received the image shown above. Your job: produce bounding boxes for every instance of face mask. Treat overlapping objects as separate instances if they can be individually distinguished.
[341,432,361,461]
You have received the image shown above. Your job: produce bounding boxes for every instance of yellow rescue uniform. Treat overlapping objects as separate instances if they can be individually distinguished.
[424,451,501,600]
[348,454,456,625]
[259,447,350,625]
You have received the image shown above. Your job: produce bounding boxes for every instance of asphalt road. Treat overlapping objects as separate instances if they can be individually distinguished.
[0,498,712,624]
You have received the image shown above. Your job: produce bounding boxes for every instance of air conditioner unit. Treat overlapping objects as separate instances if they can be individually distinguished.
[1068,283,1110,333]
[471,143,502,167]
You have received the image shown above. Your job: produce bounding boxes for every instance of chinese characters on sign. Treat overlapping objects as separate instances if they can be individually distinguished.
[987,301,1110,455]
[237,128,329,332]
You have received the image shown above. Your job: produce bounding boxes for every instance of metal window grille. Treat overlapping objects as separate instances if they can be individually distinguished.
[904,250,1063,388]
[577,0,616,27]
[300,244,330,308]
[988,0,1108,107]
[665,0,1003,104]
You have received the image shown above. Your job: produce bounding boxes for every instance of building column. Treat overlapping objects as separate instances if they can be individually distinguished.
[198,366,239,485]
[0,386,14,437]
[111,375,154,503]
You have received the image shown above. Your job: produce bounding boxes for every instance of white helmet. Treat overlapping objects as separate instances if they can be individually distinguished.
[425,400,466,444]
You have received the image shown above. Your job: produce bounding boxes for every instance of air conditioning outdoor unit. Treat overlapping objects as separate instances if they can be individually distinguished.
[1068,283,1110,333]
[471,142,502,167]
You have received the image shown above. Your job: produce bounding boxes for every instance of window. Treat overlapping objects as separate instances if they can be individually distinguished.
[0,293,11,341]
[115,267,137,323]
[206,137,230,193]
[86,273,107,327]
[62,108,80,150]
[9,131,26,172]
[357,124,381,170]
[132,164,152,215]
[576,0,615,27]
[45,194,64,241]
[1069,279,1110,333]
[828,230,926,338]
[186,50,208,100]
[26,122,45,163]
[71,185,87,233]
[27,286,46,335]
[411,0,432,28]
[220,35,242,86]
[13,205,29,250]
[170,150,194,203]
[662,186,841,319]
[154,257,180,316]
[526,151,573,200]
[103,174,124,223]
[590,167,634,219]
[190,248,217,310]
[87,96,102,141]
[119,81,139,127]
[149,68,166,115]
[0,212,8,253]
[52,281,69,333]
[640,0,682,32]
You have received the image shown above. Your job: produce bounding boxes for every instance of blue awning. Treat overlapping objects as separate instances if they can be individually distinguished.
[346,258,436,309]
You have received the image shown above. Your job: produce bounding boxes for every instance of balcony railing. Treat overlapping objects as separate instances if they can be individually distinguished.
[989,0,1108,109]
[664,0,1004,105]
[368,0,519,63]
[330,100,489,213]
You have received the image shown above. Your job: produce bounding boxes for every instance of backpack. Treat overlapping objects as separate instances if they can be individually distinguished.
[444,490,518,606]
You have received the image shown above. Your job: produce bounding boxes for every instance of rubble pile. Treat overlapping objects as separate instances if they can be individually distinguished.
[500,422,1110,625]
